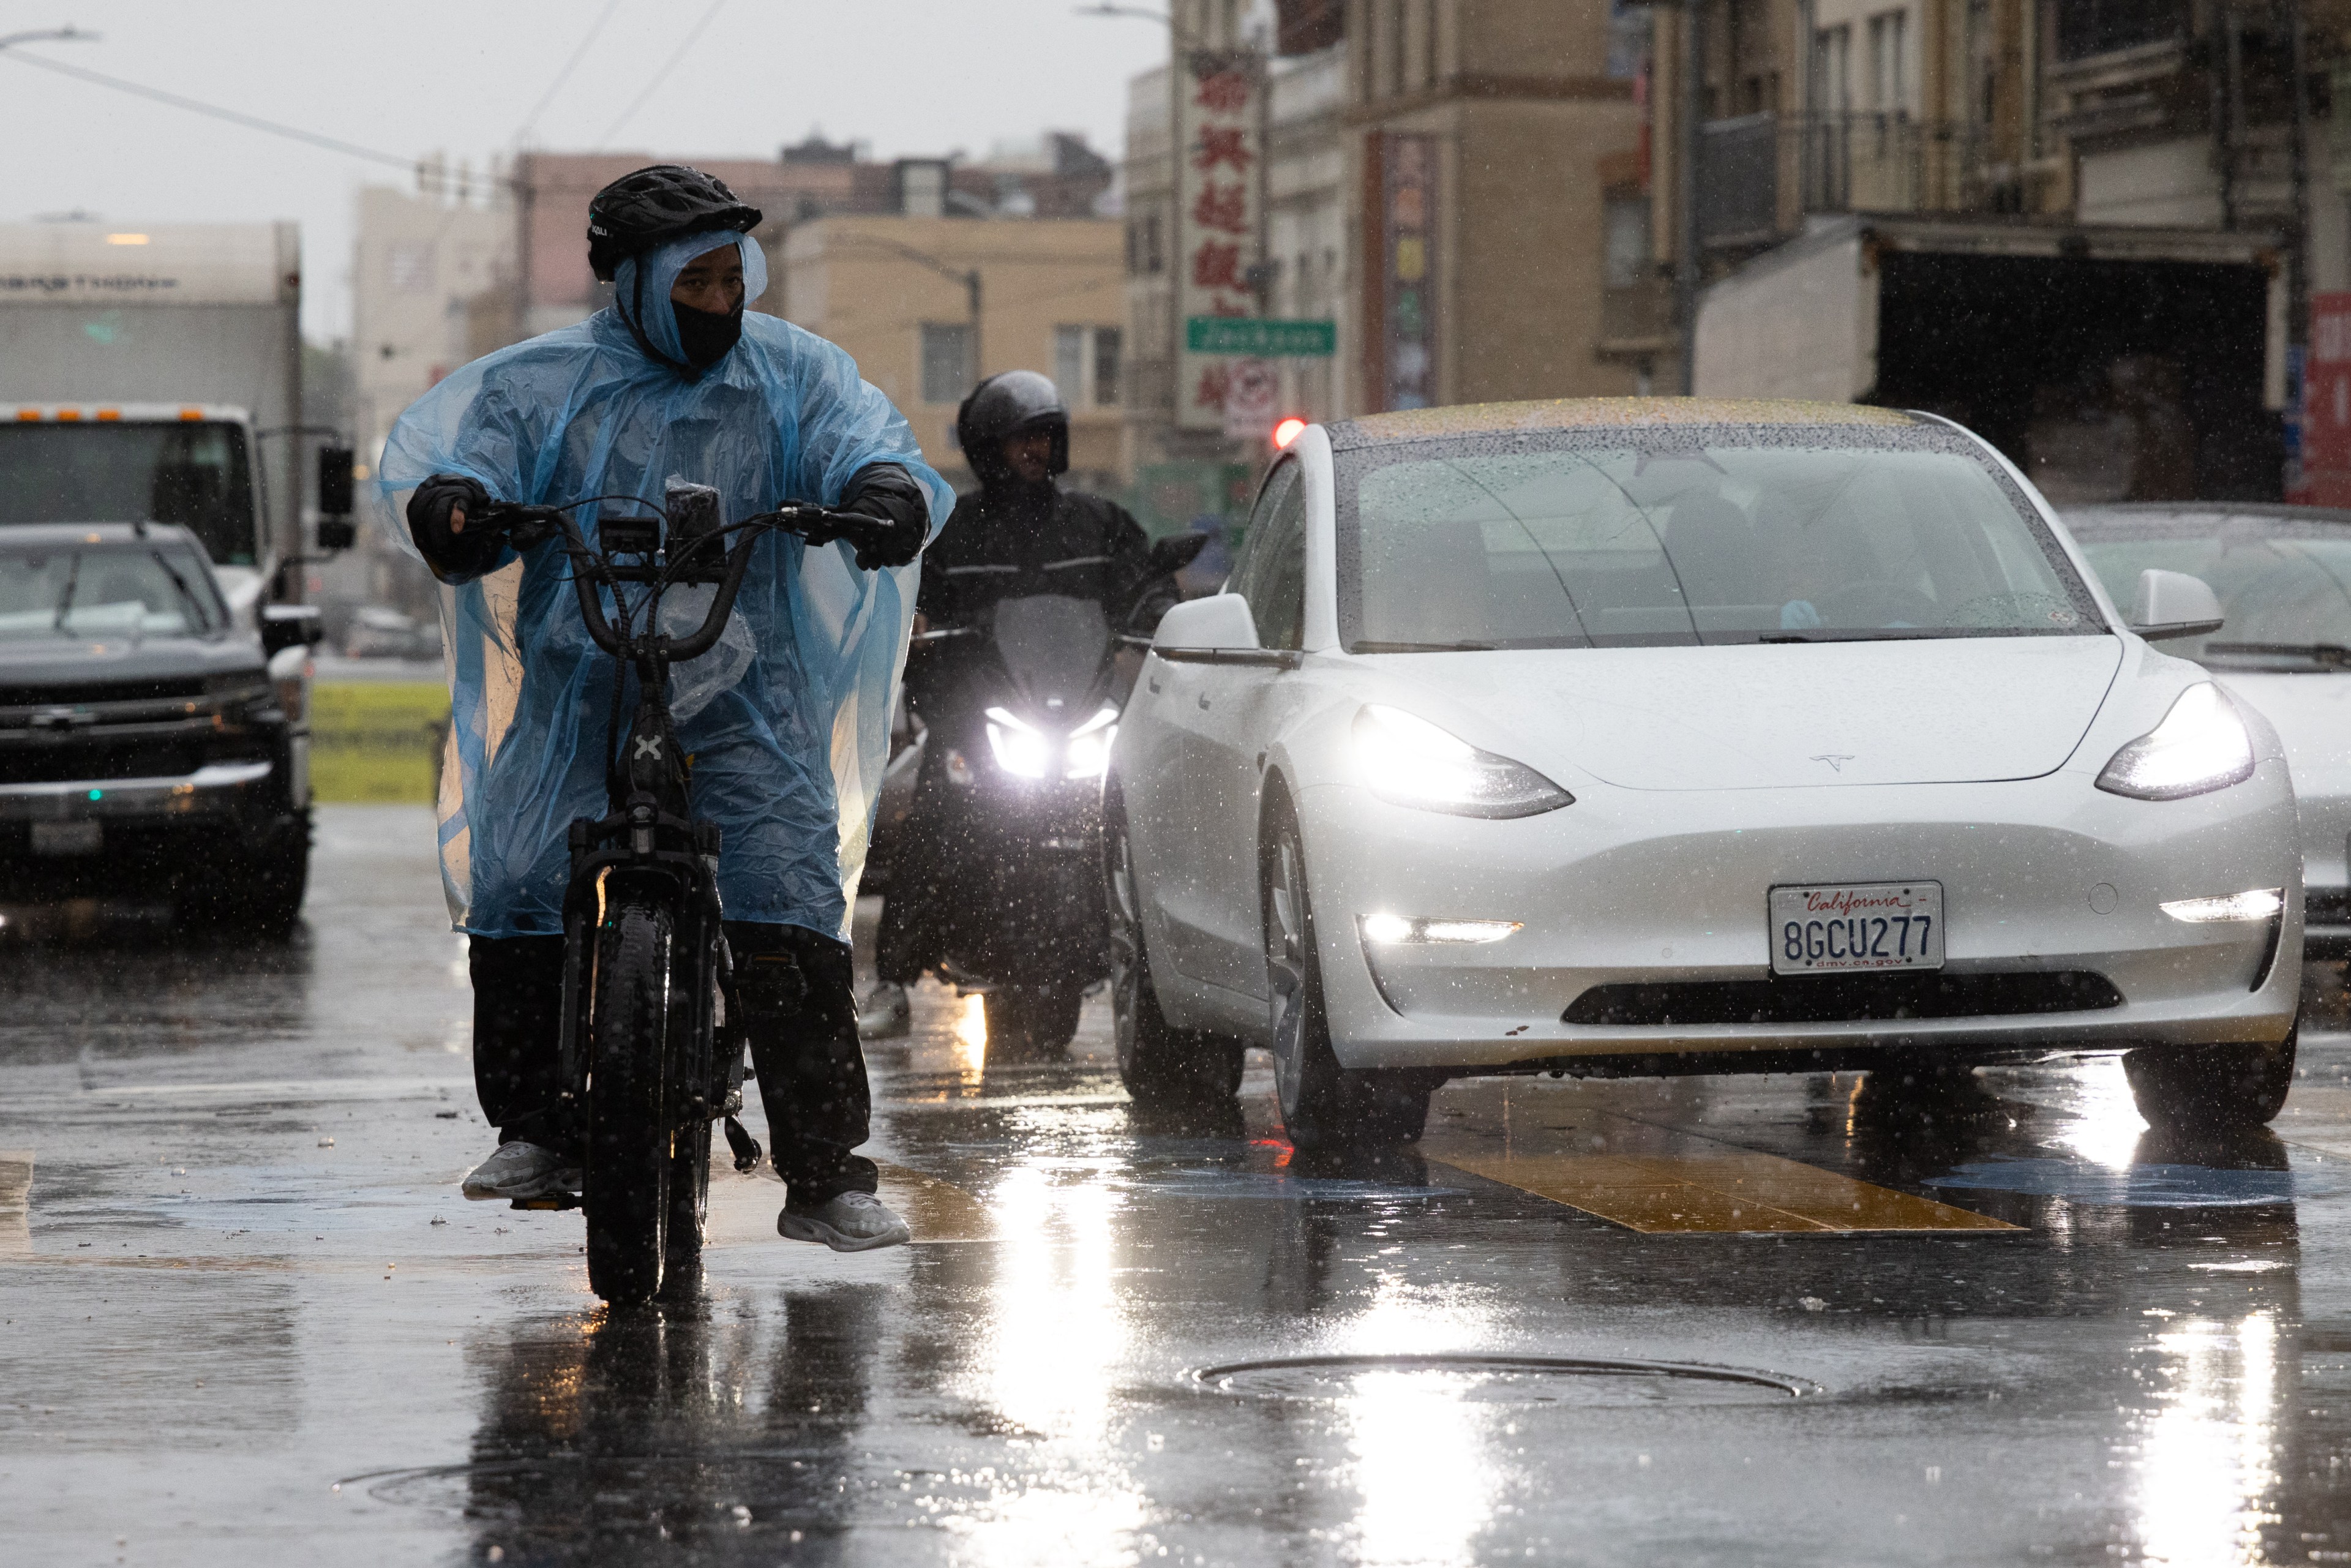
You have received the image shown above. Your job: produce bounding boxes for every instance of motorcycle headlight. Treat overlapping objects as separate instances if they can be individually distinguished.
[2095,683,2254,801]
[1351,705,1572,819]
[984,707,1051,779]
[1063,705,1119,779]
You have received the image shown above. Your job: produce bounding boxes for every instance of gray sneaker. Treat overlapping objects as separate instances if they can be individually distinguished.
[856,981,911,1039]
[460,1140,580,1201]
[778,1190,911,1252]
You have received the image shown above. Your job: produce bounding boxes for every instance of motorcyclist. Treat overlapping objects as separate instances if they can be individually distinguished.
[857,370,1170,1037]
[382,165,950,1253]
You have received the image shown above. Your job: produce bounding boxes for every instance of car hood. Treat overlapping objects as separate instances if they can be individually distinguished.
[0,634,265,697]
[2214,671,2351,803]
[1369,637,2125,791]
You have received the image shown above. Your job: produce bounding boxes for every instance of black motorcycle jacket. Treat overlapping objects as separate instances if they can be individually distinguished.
[915,481,1164,634]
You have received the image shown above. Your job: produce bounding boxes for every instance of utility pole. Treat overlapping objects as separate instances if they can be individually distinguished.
[1676,0,1705,394]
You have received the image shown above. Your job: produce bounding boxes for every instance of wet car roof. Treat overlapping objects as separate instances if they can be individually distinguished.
[1324,398,1924,451]
[0,521,208,552]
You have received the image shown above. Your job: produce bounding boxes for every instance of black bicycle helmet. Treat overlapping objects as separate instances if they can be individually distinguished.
[956,370,1070,477]
[587,165,763,283]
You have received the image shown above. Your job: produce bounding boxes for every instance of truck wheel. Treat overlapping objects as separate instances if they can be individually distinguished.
[2125,1025,2298,1133]
[585,897,673,1307]
[1107,811,1242,1106]
[1262,801,1433,1149]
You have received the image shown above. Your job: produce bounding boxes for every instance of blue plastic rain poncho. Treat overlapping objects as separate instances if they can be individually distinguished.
[378,231,951,942]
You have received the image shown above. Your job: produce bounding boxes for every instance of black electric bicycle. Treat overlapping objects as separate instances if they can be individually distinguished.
[471,482,886,1307]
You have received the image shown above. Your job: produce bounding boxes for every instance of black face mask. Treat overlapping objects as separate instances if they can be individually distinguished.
[672,299,744,369]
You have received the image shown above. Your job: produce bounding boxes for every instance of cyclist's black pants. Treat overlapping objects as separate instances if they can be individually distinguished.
[468,922,878,1206]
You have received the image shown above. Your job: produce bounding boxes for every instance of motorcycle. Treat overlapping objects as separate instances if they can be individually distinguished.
[469,482,883,1307]
[898,532,1207,1052]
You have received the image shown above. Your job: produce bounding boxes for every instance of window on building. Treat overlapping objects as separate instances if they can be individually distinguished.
[920,323,973,405]
[1054,326,1088,403]
[1815,24,1853,115]
[1093,328,1122,407]
[1603,197,1652,290]
[1867,9,1908,114]
[1051,326,1125,407]
[388,242,435,294]
[2055,0,2184,62]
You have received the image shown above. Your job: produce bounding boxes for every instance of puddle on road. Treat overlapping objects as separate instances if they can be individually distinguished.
[1193,1352,1812,1405]
[1924,1157,2336,1207]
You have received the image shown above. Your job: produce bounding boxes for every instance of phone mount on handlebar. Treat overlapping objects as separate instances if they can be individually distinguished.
[666,479,729,585]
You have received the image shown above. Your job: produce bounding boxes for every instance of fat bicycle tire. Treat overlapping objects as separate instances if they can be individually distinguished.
[586,896,673,1306]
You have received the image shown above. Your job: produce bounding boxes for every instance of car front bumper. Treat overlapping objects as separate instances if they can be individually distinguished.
[1294,760,2303,1074]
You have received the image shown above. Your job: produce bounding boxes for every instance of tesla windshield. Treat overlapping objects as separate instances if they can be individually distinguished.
[0,542,225,640]
[2066,507,2351,672]
[1336,424,2102,650]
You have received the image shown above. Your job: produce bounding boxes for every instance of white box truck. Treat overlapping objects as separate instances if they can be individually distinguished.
[1693,215,2289,503]
[0,220,321,618]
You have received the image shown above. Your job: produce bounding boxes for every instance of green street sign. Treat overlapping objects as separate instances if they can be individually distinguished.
[1185,317,1338,356]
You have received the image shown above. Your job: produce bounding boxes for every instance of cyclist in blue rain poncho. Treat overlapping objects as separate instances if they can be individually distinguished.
[379,165,950,1252]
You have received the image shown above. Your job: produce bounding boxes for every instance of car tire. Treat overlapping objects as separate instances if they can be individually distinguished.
[1106,803,1245,1107]
[2124,1022,2299,1133]
[1261,798,1434,1149]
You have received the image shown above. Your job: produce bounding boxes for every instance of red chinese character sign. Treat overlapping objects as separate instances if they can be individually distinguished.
[1381,133,1436,411]
[2299,293,2351,507]
[1175,53,1263,432]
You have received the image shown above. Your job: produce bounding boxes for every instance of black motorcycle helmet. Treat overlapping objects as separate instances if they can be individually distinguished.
[587,164,763,283]
[956,370,1070,480]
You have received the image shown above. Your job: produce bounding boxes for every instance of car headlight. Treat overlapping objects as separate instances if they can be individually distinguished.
[2095,683,2255,801]
[984,707,1051,779]
[1351,705,1573,819]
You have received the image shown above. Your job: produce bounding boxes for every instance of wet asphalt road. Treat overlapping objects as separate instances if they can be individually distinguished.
[9,808,2351,1565]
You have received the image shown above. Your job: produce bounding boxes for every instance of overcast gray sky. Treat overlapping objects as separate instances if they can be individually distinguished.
[0,0,1169,340]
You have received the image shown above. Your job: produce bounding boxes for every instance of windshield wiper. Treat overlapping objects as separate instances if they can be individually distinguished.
[2203,640,2351,669]
[1757,629,1944,644]
[146,550,211,635]
[51,550,82,630]
[1350,639,1498,653]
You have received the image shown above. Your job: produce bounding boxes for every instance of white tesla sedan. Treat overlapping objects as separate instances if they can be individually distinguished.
[1104,400,2302,1147]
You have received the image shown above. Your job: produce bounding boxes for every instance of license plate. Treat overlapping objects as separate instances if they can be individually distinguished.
[1769,881,1943,975]
[31,820,102,857]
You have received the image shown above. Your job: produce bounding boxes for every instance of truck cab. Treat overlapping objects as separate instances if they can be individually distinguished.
[0,402,275,623]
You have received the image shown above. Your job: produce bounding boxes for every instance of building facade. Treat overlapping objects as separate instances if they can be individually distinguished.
[1120,0,1652,535]
[780,214,1127,494]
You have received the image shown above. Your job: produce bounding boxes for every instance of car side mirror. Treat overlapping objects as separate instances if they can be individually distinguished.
[318,445,356,518]
[1149,531,1211,575]
[2129,568,2224,641]
[261,603,324,656]
[1153,592,1260,653]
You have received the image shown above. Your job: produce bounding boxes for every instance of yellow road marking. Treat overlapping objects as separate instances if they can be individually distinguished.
[1422,1103,2014,1236]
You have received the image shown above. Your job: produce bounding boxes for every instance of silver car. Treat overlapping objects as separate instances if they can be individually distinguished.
[1106,401,2303,1147]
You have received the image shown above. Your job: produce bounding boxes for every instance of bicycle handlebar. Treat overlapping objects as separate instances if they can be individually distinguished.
[467,498,888,666]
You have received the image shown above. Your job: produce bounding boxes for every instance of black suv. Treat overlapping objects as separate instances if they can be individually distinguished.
[0,523,319,934]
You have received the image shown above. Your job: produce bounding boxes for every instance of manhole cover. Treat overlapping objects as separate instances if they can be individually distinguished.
[1191,1353,1811,1406]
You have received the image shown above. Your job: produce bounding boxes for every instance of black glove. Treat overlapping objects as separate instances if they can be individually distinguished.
[833,463,929,571]
[405,473,499,583]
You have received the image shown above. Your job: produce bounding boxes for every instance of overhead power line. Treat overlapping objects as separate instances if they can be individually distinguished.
[595,0,729,149]
[0,43,507,199]
[513,0,628,147]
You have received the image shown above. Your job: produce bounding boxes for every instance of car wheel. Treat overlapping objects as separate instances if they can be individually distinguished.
[1261,798,1434,1148]
[2124,1022,2299,1133]
[1106,805,1243,1106]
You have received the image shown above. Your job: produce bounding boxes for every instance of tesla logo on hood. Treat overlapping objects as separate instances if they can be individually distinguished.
[1811,753,1855,773]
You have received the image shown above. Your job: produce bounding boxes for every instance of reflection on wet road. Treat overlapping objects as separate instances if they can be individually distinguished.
[8,806,2351,1562]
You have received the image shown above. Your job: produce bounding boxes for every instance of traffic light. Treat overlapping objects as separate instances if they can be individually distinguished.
[1272,415,1307,449]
